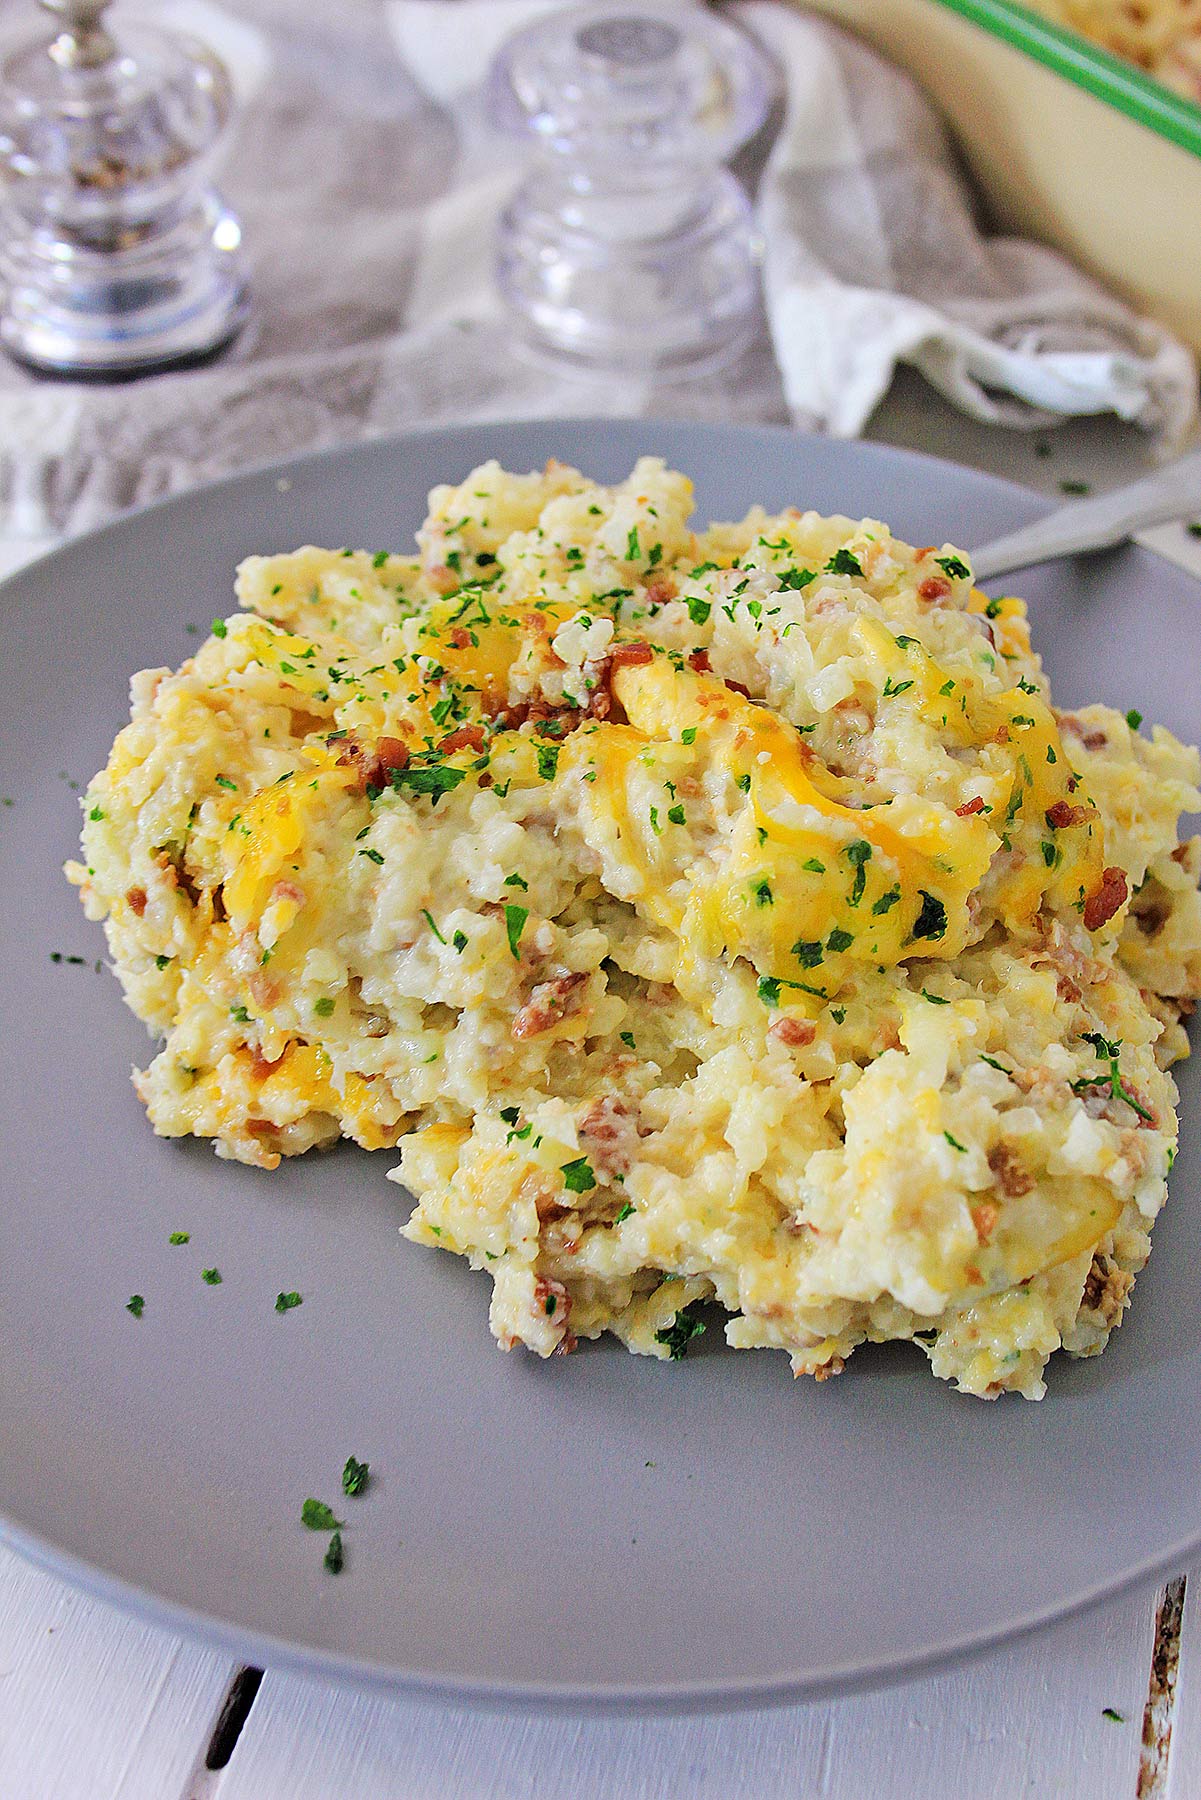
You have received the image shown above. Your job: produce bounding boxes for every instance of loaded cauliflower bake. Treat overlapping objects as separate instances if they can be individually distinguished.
[68,456,1201,1399]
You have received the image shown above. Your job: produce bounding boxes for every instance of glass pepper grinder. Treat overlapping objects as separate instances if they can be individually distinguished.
[489,3,774,378]
[0,0,249,377]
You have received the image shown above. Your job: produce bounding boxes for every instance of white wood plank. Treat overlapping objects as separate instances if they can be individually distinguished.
[1165,1567,1201,1800]
[0,1546,236,1800]
[216,1581,1161,1800]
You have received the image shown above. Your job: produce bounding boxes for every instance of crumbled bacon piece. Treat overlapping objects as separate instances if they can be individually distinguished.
[578,1095,641,1178]
[338,733,410,792]
[724,678,752,700]
[1083,867,1128,932]
[970,1201,999,1244]
[438,722,487,755]
[918,575,952,601]
[609,641,655,670]
[645,577,677,606]
[1045,799,1090,830]
[988,1142,1033,1197]
[768,1016,817,1048]
[687,649,712,673]
[511,971,587,1040]
[127,886,147,917]
[955,797,985,817]
[446,627,472,650]
[1059,715,1108,752]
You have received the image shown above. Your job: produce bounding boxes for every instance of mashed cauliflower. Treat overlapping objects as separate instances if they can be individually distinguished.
[67,456,1201,1398]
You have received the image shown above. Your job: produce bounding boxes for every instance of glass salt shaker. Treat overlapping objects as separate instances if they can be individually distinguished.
[489,3,774,378]
[0,0,249,377]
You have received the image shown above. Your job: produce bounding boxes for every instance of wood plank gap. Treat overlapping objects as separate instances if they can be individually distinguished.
[1137,1576,1186,1798]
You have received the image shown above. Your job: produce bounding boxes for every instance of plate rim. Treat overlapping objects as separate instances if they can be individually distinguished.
[4,415,1199,1712]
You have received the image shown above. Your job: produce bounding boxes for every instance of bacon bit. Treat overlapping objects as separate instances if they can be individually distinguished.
[724,678,752,700]
[1059,715,1108,752]
[246,1118,278,1138]
[687,649,712,673]
[1056,971,1083,1004]
[533,1275,572,1332]
[1172,842,1191,865]
[338,733,410,792]
[247,970,280,1010]
[993,723,1010,744]
[1081,1252,1133,1326]
[768,1016,817,1048]
[955,797,986,817]
[918,575,952,602]
[914,546,936,559]
[269,879,304,907]
[446,626,472,650]
[438,722,487,755]
[1045,799,1090,829]
[126,886,147,916]
[988,1142,1034,1197]
[645,576,677,606]
[1067,774,1080,792]
[813,1357,845,1382]
[578,1095,640,1178]
[1083,866,1128,932]
[970,1201,999,1244]
[609,641,655,669]
[511,971,587,1040]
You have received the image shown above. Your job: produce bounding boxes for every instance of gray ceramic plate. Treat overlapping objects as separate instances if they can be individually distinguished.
[1,419,1199,1712]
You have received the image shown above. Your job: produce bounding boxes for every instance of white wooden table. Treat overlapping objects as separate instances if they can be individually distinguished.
[4,377,1201,1798]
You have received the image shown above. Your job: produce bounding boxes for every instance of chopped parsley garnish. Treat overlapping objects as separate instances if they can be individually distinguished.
[155,954,173,970]
[943,1131,967,1152]
[753,878,773,907]
[654,1305,706,1360]
[452,930,468,953]
[681,727,698,746]
[324,1530,344,1574]
[230,1004,251,1023]
[668,804,685,825]
[921,989,949,1005]
[504,872,528,890]
[1126,709,1143,730]
[301,1498,343,1532]
[911,891,948,941]
[342,1456,370,1497]
[845,839,872,905]
[359,846,384,865]
[935,554,971,581]
[881,677,913,697]
[615,1202,635,1223]
[422,909,447,945]
[802,857,825,873]
[649,806,662,836]
[1101,1707,1124,1724]
[1041,841,1058,867]
[686,595,712,625]
[214,775,237,792]
[50,952,86,966]
[168,1231,190,1245]
[793,940,823,968]
[872,885,901,915]
[1060,478,1091,496]
[777,567,816,590]
[314,996,335,1017]
[126,1294,145,1319]
[620,1031,636,1049]
[560,1157,596,1194]
[1071,1033,1153,1121]
[979,1054,1011,1073]
[211,618,228,638]
[275,1290,303,1313]
[89,805,105,820]
[391,763,466,804]
[504,903,528,958]
[201,1267,222,1286]
[757,975,782,1007]
[626,527,641,561]
[827,927,854,953]
[536,743,560,782]
[825,548,864,577]
[984,597,1004,619]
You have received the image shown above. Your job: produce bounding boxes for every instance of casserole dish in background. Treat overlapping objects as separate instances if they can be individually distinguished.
[797,0,1201,354]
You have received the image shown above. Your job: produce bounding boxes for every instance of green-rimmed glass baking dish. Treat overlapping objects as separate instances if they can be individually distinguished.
[798,0,1201,352]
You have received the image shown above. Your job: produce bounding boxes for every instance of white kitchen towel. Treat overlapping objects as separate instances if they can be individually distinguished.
[0,0,1194,537]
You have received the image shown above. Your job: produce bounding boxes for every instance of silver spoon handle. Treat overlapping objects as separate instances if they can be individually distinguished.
[970,449,1201,583]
